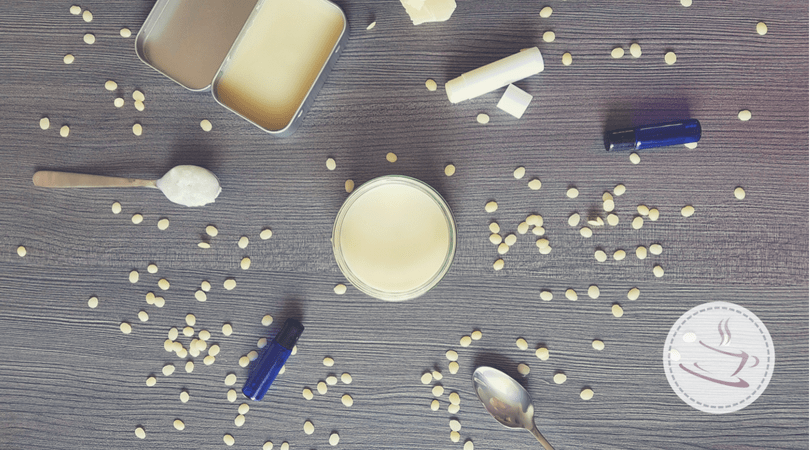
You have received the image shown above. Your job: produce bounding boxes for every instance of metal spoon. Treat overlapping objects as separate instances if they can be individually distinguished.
[32,165,221,207]
[472,366,555,450]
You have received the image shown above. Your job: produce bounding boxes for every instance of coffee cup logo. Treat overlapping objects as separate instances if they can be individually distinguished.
[664,302,774,414]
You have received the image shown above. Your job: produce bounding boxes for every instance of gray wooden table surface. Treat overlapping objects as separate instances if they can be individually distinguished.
[0,1,807,449]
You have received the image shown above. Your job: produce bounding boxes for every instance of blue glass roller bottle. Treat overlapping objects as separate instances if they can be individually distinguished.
[242,318,304,401]
[604,119,701,151]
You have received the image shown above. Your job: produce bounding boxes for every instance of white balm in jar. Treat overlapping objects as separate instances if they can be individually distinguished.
[332,175,456,301]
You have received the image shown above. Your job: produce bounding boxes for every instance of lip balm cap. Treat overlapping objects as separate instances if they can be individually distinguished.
[276,318,304,349]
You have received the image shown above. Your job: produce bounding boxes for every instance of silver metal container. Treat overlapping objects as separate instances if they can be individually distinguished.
[136,0,348,136]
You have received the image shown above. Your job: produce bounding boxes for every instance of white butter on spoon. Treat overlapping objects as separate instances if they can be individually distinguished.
[33,165,221,207]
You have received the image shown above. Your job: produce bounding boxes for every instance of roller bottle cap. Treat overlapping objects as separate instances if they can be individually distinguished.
[275,318,304,349]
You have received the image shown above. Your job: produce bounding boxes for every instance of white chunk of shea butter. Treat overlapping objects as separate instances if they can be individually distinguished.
[497,84,533,119]
[155,165,221,207]
[399,0,456,26]
[445,47,544,104]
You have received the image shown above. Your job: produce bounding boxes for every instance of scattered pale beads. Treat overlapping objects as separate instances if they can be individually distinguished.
[565,289,578,301]
[261,314,273,326]
[566,187,579,198]
[138,310,149,322]
[227,389,237,402]
[513,166,526,179]
[173,419,184,431]
[260,229,273,239]
[580,388,594,400]
[592,339,605,351]
[82,10,93,22]
[756,21,768,35]
[738,110,752,121]
[70,5,81,14]
[83,33,96,44]
[449,419,462,431]
[325,157,336,170]
[594,250,607,262]
[684,142,698,149]
[222,323,233,336]
[317,381,327,394]
[516,337,529,350]
[131,213,143,224]
[180,390,190,403]
[627,288,640,300]
[493,259,504,270]
[329,432,340,446]
[528,179,542,190]
[120,28,132,38]
[535,347,549,360]
[612,304,624,317]
[614,249,626,261]
[17,246,26,257]
[63,54,74,64]
[386,152,398,162]
[517,363,531,376]
[734,187,746,199]
[665,52,677,65]
[425,79,437,91]
[39,117,50,130]
[476,113,490,124]
[240,257,251,270]
[303,387,314,400]
[87,296,98,308]
[432,385,445,397]
[146,376,156,387]
[132,123,142,136]
[632,216,644,229]
[636,246,648,259]
[629,43,642,58]
[489,222,500,233]
[653,265,665,277]
[120,322,132,334]
[158,278,170,290]
[449,361,459,374]
[539,6,553,18]
[588,285,600,299]
[135,426,146,439]
[540,290,553,301]
[234,415,245,427]
[542,31,555,42]
[444,164,456,176]
[342,394,353,407]
[446,350,458,361]
[199,119,212,132]
[580,227,593,238]
[224,278,236,290]
[224,434,235,446]
[607,213,619,226]
[681,205,695,217]
[345,179,355,193]
[629,152,641,164]
[366,21,376,30]
[553,373,567,384]
[224,373,237,386]
[650,243,663,255]
[649,208,659,220]
[471,330,482,340]
[60,125,70,137]
[562,52,572,66]
[611,47,625,59]
[341,372,352,384]
[185,361,194,373]
[568,213,580,227]
[460,335,472,347]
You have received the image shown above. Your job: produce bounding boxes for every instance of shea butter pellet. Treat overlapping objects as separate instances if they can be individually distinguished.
[632,216,644,229]
[63,54,74,64]
[580,227,593,238]
[497,243,509,255]
[653,265,665,277]
[603,199,615,212]
[607,213,619,226]
[734,187,746,199]
[471,329,482,340]
[588,285,600,299]
[329,432,340,446]
[450,431,460,442]
[614,249,626,261]
[138,310,149,322]
[629,153,640,164]
[629,43,642,58]
[430,399,440,411]
[684,142,698,149]
[326,375,338,385]
[333,283,347,295]
[566,187,579,198]
[317,381,327,394]
[756,21,768,35]
[345,179,354,193]
[204,355,215,365]
[325,157,336,170]
[341,372,352,384]
[517,363,531,376]
[224,434,235,445]
[649,208,659,221]
[83,33,95,44]
[539,6,553,17]
[421,372,432,384]
[446,350,458,361]
[485,201,498,213]
[580,388,594,400]
[195,290,207,302]
[650,243,662,255]
[234,415,245,427]
[425,79,437,91]
[476,113,490,124]
[260,229,272,239]
[553,373,567,384]
[460,335,472,347]
[493,259,504,271]
[221,323,232,336]
[303,387,314,400]
[224,373,237,386]
[594,250,607,262]
[444,164,456,176]
[592,339,605,350]
[185,361,194,373]
[449,419,461,431]
[261,314,273,326]
[132,123,142,136]
[611,47,625,59]
[146,376,156,387]
[172,419,185,431]
[542,31,555,42]
[612,304,624,317]
[449,361,459,374]
[162,364,175,376]
[179,390,189,403]
[565,289,578,301]
[342,394,353,407]
[386,152,397,162]
[681,205,695,217]
[432,385,445,397]
[16,245,27,257]
[120,322,132,334]
[87,296,98,308]
[60,125,70,137]
[39,117,50,130]
[665,52,677,65]
[627,287,640,300]
[536,347,549,360]
[528,179,542,190]
[135,426,145,439]
[131,213,143,224]
[226,389,237,402]
[568,213,580,227]
[562,52,572,66]
[132,90,145,102]
[224,278,236,290]
[489,234,502,245]
[488,222,500,234]
[70,5,81,14]
[82,10,93,22]
[516,338,528,350]
[158,278,170,290]
[323,356,335,367]
[513,166,526,179]
[240,257,251,270]
[636,246,648,259]
[120,28,131,37]
[208,344,220,357]
[540,290,553,301]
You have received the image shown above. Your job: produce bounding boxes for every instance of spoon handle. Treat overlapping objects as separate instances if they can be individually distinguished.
[529,426,555,450]
[33,171,157,189]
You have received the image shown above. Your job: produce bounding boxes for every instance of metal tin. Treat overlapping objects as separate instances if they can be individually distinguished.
[136,0,347,136]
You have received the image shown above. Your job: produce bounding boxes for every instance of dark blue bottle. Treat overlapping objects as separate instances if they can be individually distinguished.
[242,318,304,401]
[604,119,701,151]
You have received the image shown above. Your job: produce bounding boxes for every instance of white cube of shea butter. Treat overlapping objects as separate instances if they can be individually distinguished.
[497,84,533,119]
[400,0,456,25]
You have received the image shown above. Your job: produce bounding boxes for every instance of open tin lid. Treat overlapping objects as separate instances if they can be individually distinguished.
[135,0,259,91]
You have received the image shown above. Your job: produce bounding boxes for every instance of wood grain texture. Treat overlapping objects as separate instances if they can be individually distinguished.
[0,0,807,449]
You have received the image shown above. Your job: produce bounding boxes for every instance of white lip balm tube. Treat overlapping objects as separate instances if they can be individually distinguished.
[445,47,544,104]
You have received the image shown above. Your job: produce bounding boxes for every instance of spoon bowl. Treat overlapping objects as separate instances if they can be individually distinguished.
[473,366,555,450]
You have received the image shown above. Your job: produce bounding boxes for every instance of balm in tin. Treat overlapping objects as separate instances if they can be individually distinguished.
[136,0,347,136]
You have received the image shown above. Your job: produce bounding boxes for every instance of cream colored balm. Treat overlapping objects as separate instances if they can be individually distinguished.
[334,176,455,301]
[214,0,345,132]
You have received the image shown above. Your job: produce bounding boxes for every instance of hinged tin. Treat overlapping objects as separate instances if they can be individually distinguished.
[136,0,348,136]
